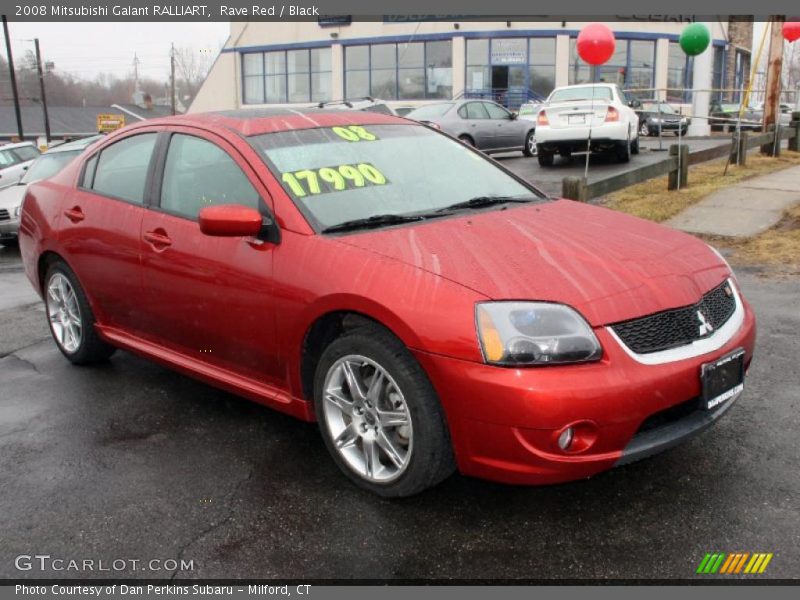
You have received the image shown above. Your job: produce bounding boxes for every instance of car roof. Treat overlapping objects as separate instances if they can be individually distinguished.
[1,141,36,149]
[124,108,408,138]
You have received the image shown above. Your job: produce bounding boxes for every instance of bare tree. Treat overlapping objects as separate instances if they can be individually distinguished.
[172,46,214,104]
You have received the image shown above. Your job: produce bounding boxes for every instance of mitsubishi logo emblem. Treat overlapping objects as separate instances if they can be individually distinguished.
[698,310,714,336]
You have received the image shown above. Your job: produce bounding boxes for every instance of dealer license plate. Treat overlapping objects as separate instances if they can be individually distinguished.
[701,348,745,410]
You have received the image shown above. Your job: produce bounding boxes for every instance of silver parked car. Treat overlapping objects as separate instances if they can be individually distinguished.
[406,99,537,156]
[0,135,102,246]
[0,142,40,191]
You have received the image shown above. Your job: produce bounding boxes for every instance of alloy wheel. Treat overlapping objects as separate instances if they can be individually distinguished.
[46,273,83,353]
[322,355,413,483]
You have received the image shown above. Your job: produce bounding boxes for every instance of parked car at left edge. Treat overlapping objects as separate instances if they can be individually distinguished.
[0,136,102,246]
[0,142,41,191]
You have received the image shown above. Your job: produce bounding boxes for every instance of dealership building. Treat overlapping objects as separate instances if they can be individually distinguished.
[190,18,752,113]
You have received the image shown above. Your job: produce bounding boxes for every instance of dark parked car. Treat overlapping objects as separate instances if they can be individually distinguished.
[709,102,762,132]
[636,101,690,136]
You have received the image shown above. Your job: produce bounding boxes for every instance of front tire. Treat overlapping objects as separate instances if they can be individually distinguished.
[639,122,651,137]
[44,261,116,364]
[314,324,455,497]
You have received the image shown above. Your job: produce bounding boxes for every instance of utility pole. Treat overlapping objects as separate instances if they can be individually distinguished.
[133,52,139,89]
[2,15,24,140]
[34,38,51,144]
[762,15,785,154]
[170,43,176,115]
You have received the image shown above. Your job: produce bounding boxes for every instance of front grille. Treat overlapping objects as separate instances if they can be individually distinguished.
[611,280,736,354]
[0,209,9,221]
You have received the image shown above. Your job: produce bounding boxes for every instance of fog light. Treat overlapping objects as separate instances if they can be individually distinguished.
[557,427,574,450]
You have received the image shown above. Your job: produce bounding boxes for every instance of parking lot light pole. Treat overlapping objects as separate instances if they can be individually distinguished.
[34,38,51,144]
[2,15,24,140]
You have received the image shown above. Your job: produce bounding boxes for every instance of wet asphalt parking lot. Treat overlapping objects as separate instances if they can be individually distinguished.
[1,212,799,581]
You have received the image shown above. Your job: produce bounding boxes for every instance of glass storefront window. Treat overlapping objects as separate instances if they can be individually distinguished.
[667,41,691,102]
[242,48,332,104]
[345,40,453,100]
[568,38,655,96]
[466,39,489,67]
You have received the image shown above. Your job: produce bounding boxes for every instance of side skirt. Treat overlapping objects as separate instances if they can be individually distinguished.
[96,325,314,422]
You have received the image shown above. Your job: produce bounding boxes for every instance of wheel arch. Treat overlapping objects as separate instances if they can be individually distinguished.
[296,301,423,404]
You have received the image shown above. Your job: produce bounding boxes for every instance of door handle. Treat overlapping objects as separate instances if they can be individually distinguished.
[143,229,172,249]
[63,206,85,223]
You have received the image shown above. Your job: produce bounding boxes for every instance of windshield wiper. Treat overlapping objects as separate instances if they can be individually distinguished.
[435,195,537,213]
[322,213,426,234]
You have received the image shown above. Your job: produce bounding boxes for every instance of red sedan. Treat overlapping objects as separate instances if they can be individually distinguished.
[19,109,756,497]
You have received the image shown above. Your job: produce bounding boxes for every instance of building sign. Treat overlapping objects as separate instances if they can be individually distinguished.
[96,113,125,133]
[491,39,527,65]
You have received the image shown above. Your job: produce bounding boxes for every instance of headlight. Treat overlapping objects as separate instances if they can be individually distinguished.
[14,205,21,217]
[476,302,602,366]
[650,118,662,124]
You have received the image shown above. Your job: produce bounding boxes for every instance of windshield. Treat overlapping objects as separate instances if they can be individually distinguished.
[20,150,81,184]
[406,103,454,120]
[518,105,540,115]
[251,123,542,231]
[549,86,613,103]
[642,102,678,114]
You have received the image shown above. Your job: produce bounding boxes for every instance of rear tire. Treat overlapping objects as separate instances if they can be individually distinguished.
[44,261,116,365]
[523,130,536,157]
[314,323,456,497]
[631,135,640,155]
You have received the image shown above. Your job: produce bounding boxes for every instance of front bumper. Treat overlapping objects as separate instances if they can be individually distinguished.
[412,294,756,485]
[646,119,688,131]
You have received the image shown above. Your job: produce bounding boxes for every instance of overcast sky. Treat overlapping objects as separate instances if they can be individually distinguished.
[4,22,230,81]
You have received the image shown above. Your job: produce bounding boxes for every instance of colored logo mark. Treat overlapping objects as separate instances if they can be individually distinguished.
[696,552,773,574]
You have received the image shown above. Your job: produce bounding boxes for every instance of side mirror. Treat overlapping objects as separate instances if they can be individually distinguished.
[199,204,263,238]
[509,112,517,120]
[629,99,642,109]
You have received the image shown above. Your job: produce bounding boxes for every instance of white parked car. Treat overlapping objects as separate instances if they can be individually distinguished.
[534,83,641,166]
[0,136,101,246]
[0,142,40,190]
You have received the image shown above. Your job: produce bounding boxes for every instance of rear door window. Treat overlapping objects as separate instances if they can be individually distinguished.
[91,134,157,204]
[465,103,490,119]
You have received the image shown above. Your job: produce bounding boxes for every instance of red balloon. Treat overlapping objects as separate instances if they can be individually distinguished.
[784,20,800,43]
[577,23,616,66]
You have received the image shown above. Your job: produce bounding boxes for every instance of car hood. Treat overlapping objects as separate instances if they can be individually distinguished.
[334,200,729,326]
[0,183,27,210]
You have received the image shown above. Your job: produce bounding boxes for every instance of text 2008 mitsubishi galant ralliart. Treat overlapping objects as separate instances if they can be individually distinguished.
[19,109,756,497]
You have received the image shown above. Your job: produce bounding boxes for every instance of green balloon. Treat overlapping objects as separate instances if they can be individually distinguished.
[680,23,711,56]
